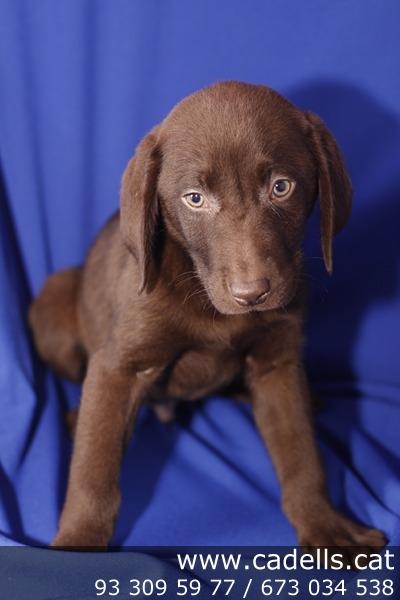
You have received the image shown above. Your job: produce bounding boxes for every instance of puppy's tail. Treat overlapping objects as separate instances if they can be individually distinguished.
[29,267,87,382]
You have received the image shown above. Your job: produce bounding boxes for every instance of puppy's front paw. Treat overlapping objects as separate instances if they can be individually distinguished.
[298,512,386,568]
[51,527,109,550]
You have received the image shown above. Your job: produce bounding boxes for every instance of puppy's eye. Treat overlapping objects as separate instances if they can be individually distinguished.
[182,192,205,208]
[271,178,293,199]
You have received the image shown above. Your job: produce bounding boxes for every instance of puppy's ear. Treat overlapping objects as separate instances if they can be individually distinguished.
[120,126,162,294]
[305,112,352,274]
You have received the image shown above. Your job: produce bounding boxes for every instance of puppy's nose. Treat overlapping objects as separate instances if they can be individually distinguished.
[229,278,271,307]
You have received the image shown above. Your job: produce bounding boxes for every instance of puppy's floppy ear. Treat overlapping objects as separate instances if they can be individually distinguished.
[120,126,162,294]
[304,112,352,274]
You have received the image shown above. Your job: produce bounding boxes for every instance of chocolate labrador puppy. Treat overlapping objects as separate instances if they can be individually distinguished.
[29,81,385,553]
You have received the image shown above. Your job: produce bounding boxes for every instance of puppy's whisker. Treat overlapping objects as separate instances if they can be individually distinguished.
[173,269,198,281]
[182,285,206,305]
[175,275,200,289]
[187,287,207,302]
[170,270,199,287]
[304,256,325,262]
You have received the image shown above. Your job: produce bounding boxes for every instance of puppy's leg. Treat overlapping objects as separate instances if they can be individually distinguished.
[52,349,158,548]
[247,358,386,559]
[29,267,86,382]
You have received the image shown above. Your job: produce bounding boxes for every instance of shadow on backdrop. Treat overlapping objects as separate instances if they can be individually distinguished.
[289,80,400,520]
[288,80,400,385]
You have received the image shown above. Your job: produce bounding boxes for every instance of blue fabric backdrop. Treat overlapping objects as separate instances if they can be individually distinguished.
[0,0,399,546]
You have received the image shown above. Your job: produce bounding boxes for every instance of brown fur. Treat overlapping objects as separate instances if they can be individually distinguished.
[29,82,385,556]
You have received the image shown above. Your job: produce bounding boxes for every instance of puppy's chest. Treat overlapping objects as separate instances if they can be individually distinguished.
[149,343,244,403]
[147,317,270,403]
[184,310,265,349]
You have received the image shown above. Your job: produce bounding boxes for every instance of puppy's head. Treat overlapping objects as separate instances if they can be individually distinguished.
[121,82,352,315]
